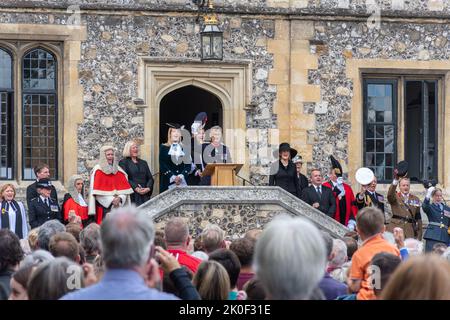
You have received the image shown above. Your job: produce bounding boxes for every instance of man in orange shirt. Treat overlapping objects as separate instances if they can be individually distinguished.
[348,207,400,300]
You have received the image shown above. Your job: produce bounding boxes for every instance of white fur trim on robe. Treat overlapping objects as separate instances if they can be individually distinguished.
[88,165,132,216]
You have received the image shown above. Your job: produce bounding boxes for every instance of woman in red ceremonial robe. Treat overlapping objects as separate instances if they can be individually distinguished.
[88,146,134,224]
[62,174,89,227]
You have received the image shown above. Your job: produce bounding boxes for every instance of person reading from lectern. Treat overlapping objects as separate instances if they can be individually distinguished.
[159,123,191,193]
[200,126,232,186]
[88,146,133,224]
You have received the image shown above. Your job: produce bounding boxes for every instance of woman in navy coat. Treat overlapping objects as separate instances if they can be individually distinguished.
[422,187,450,252]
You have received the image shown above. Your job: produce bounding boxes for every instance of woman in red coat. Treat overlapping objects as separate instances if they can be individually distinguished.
[62,175,89,227]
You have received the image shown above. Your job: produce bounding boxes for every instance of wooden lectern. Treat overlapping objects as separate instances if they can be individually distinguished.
[202,163,243,186]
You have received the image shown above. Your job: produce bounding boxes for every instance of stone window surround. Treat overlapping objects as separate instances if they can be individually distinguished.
[347,59,450,195]
[0,23,87,189]
[136,58,253,190]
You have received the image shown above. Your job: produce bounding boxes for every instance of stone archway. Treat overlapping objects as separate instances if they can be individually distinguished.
[159,85,223,145]
[137,59,252,191]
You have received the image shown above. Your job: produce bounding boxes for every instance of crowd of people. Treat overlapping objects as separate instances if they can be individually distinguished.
[269,142,450,253]
[2,204,450,300]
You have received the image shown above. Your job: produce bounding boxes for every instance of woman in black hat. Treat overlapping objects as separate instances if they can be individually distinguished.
[269,143,301,198]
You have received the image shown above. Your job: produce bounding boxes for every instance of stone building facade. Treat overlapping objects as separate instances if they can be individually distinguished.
[0,0,449,198]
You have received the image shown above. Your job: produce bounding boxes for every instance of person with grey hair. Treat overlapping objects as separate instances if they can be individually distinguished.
[20,250,54,268]
[433,243,448,256]
[441,247,450,262]
[79,223,101,264]
[200,125,232,185]
[164,217,201,274]
[404,238,423,256]
[28,257,84,300]
[201,224,226,254]
[36,220,65,251]
[318,233,348,300]
[61,207,178,300]
[328,239,350,284]
[253,215,327,299]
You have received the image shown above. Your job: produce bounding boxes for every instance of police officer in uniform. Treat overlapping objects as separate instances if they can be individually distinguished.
[28,179,62,229]
[422,185,450,252]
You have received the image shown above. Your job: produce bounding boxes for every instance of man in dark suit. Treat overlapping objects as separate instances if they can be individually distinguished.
[28,179,61,229]
[26,163,58,209]
[355,176,385,216]
[301,169,336,217]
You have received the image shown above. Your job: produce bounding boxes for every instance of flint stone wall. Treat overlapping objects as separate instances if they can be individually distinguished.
[0,3,449,190]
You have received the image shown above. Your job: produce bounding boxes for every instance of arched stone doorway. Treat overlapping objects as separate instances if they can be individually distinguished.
[159,85,223,145]
[137,60,252,194]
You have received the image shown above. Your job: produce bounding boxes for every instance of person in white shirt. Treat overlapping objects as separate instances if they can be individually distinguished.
[0,184,28,239]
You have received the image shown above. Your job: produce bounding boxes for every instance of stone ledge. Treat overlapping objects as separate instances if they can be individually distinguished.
[139,186,349,238]
[3,2,450,20]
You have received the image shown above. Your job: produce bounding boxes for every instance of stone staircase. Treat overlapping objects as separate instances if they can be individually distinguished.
[138,186,349,239]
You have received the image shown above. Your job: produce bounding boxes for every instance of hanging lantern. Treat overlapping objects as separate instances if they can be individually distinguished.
[200,1,223,61]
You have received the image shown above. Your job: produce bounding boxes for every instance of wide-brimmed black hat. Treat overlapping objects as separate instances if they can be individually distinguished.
[330,155,343,177]
[274,143,297,159]
[37,178,53,189]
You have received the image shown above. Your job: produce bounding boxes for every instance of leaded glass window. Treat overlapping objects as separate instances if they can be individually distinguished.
[363,79,397,182]
[0,48,14,179]
[22,48,58,180]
